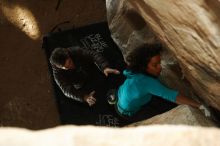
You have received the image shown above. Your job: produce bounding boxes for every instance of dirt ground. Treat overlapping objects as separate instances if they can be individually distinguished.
[0,0,106,129]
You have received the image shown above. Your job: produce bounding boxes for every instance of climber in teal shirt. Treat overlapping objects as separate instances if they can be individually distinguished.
[107,43,209,121]
[117,69,178,116]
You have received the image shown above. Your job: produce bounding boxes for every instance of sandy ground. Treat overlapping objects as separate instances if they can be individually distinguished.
[0,0,106,129]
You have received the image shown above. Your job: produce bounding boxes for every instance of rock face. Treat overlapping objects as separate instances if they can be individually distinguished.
[128,105,216,127]
[106,0,220,111]
[0,125,220,146]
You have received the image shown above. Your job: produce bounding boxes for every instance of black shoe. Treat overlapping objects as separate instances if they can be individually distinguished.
[107,89,117,105]
[107,94,116,105]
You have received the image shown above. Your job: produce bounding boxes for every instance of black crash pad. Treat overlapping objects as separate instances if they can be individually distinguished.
[42,22,130,127]
[42,22,178,127]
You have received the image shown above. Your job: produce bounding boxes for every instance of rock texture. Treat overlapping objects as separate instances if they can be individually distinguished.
[106,0,220,111]
[0,125,220,146]
[128,105,216,127]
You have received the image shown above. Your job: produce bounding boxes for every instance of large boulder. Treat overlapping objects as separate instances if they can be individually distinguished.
[106,0,220,111]
[128,105,216,127]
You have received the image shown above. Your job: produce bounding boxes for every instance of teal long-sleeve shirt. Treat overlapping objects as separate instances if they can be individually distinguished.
[117,70,178,116]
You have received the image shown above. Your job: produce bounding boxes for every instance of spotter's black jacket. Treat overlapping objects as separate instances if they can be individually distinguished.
[51,46,109,102]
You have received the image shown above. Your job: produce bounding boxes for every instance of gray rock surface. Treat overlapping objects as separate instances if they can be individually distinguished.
[128,105,216,127]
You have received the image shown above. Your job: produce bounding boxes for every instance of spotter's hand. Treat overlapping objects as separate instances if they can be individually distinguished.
[84,91,96,106]
[103,68,120,76]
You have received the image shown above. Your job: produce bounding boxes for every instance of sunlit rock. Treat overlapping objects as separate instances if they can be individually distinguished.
[106,0,220,111]
[0,125,220,146]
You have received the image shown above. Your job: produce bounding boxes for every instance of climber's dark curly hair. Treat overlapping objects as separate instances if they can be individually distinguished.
[126,43,162,73]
